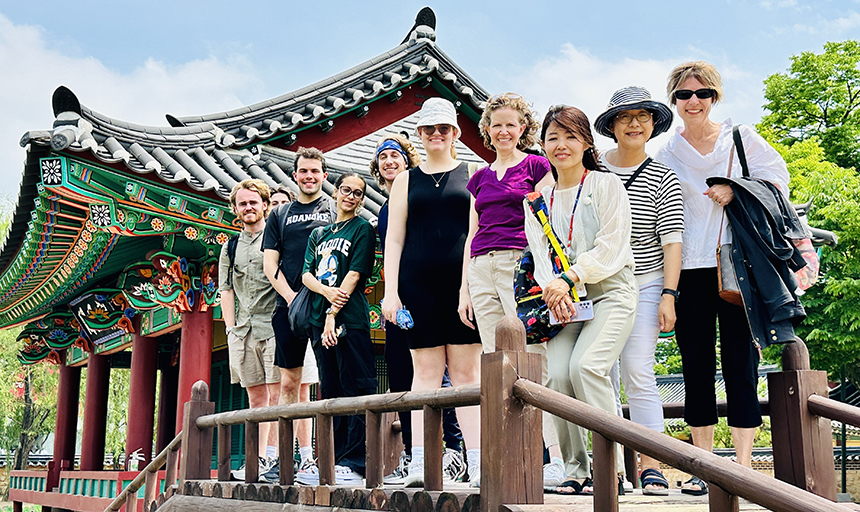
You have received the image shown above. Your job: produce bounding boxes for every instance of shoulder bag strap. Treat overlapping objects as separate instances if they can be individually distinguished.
[624,157,653,190]
[525,194,580,301]
[718,144,737,246]
[732,125,750,178]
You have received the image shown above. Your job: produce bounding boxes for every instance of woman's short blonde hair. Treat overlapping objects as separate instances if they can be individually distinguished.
[479,93,539,151]
[666,61,724,106]
[368,134,422,187]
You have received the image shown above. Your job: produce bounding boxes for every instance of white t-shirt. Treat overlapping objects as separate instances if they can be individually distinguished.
[654,120,789,269]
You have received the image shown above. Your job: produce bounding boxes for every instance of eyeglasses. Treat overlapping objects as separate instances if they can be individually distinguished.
[673,88,716,101]
[615,111,653,125]
[418,124,453,136]
[338,185,364,199]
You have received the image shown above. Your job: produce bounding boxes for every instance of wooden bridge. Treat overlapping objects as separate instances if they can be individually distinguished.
[12,317,860,512]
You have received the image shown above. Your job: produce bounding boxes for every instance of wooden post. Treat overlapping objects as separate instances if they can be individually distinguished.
[480,316,543,512]
[176,308,213,434]
[366,411,383,489]
[592,432,618,512]
[710,484,740,512]
[127,321,158,467]
[279,418,295,485]
[317,414,335,485]
[166,442,180,489]
[424,405,444,492]
[769,339,836,500]
[178,381,215,487]
[80,353,110,470]
[624,447,638,489]
[144,468,158,512]
[244,420,259,483]
[217,424,231,481]
[49,354,79,491]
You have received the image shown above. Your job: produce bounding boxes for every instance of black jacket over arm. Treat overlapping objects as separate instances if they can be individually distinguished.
[706,176,807,349]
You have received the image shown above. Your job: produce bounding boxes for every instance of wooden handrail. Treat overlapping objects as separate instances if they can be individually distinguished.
[103,432,182,512]
[808,394,860,428]
[195,385,481,429]
[513,378,845,512]
[624,399,770,419]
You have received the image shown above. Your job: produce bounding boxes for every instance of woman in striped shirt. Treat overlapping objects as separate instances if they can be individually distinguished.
[594,86,684,495]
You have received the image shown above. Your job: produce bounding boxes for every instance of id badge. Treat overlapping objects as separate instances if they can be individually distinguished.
[549,300,594,325]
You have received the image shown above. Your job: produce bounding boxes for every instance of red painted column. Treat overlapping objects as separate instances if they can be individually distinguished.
[125,322,158,467]
[48,353,80,489]
[79,353,110,471]
[175,308,213,434]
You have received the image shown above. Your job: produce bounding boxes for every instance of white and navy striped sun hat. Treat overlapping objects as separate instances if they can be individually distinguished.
[593,86,673,141]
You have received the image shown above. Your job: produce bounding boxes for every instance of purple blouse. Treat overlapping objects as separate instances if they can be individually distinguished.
[466,153,551,257]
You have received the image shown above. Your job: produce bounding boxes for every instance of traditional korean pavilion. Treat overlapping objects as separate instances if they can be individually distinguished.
[2,9,493,508]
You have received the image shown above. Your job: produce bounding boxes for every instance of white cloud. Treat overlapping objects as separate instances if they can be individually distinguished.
[832,10,860,31]
[507,44,768,153]
[760,0,797,9]
[0,13,264,199]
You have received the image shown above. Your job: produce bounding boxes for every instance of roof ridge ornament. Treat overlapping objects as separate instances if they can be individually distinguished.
[402,7,436,44]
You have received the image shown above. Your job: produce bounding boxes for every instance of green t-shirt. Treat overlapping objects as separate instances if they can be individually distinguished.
[303,217,376,329]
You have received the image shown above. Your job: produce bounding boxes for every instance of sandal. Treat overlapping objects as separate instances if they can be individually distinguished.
[551,478,592,496]
[680,476,708,496]
[640,468,669,496]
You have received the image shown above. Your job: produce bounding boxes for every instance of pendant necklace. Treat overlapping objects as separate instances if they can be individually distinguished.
[429,171,447,187]
[331,216,355,234]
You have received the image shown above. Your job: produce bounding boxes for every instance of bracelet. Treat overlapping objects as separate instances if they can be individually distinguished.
[661,288,680,302]
[559,273,576,290]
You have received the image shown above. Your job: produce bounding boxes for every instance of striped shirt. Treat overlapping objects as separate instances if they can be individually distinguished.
[599,152,685,277]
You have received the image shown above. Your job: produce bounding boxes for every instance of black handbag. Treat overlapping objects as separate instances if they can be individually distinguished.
[288,286,314,340]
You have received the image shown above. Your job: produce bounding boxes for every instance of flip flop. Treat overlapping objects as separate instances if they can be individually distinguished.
[640,468,669,496]
[680,476,708,496]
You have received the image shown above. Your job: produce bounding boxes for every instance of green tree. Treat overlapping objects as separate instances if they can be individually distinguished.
[761,40,860,170]
[758,129,860,381]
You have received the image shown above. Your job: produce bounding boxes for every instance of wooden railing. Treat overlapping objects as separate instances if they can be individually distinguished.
[171,316,859,512]
[103,432,182,512]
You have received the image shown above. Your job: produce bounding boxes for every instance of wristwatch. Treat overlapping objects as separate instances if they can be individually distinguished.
[661,288,680,302]
[326,307,338,316]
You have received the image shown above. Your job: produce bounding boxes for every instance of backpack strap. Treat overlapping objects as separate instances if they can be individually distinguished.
[524,192,579,301]
[732,125,750,178]
[226,234,240,286]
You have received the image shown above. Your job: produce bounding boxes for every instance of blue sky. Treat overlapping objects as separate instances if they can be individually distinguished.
[0,1,858,199]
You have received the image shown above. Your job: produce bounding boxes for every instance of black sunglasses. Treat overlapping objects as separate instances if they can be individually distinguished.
[419,124,453,136]
[673,88,716,101]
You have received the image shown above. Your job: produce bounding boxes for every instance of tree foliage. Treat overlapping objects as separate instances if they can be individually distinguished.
[758,128,860,381]
[761,40,860,170]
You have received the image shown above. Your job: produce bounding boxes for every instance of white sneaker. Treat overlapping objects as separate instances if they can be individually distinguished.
[295,458,320,485]
[403,454,425,488]
[384,451,411,485]
[542,461,565,488]
[231,456,270,482]
[335,465,364,485]
[466,451,480,488]
[442,448,466,483]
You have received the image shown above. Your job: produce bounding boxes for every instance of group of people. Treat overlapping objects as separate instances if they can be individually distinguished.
[218,59,802,496]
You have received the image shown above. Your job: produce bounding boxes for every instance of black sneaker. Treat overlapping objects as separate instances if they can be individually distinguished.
[260,457,280,484]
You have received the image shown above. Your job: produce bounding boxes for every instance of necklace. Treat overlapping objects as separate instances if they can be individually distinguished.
[428,171,447,187]
[549,169,589,249]
[331,216,355,233]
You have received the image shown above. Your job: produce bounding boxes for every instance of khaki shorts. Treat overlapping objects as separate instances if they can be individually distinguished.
[227,331,281,388]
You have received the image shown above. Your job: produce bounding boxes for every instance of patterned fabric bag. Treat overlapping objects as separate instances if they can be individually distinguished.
[514,192,574,344]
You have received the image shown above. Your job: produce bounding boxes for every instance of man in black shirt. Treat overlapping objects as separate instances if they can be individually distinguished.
[262,147,335,483]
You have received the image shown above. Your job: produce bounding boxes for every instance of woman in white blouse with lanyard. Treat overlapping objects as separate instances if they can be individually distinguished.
[524,105,637,495]
[655,61,790,496]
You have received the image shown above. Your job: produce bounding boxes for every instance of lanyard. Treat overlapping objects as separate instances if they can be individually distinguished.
[549,169,588,249]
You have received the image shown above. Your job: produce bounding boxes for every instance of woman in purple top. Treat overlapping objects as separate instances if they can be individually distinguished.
[463,94,563,489]
[464,93,553,351]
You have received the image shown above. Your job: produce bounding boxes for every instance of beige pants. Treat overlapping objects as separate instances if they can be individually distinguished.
[468,249,559,447]
[546,267,638,479]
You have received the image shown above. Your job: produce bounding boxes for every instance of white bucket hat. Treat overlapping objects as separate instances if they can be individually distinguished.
[415,97,460,137]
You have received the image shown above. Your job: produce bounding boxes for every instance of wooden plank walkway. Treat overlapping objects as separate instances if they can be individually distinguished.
[165,480,776,512]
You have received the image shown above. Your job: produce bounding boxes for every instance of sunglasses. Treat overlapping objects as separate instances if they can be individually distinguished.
[418,124,453,136]
[673,88,716,101]
[338,185,364,199]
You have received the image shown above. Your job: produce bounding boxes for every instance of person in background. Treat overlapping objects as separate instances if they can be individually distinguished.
[524,106,637,495]
[218,179,281,482]
[382,98,483,488]
[594,86,683,495]
[263,153,334,484]
[370,134,466,485]
[655,61,791,496]
[464,93,564,490]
